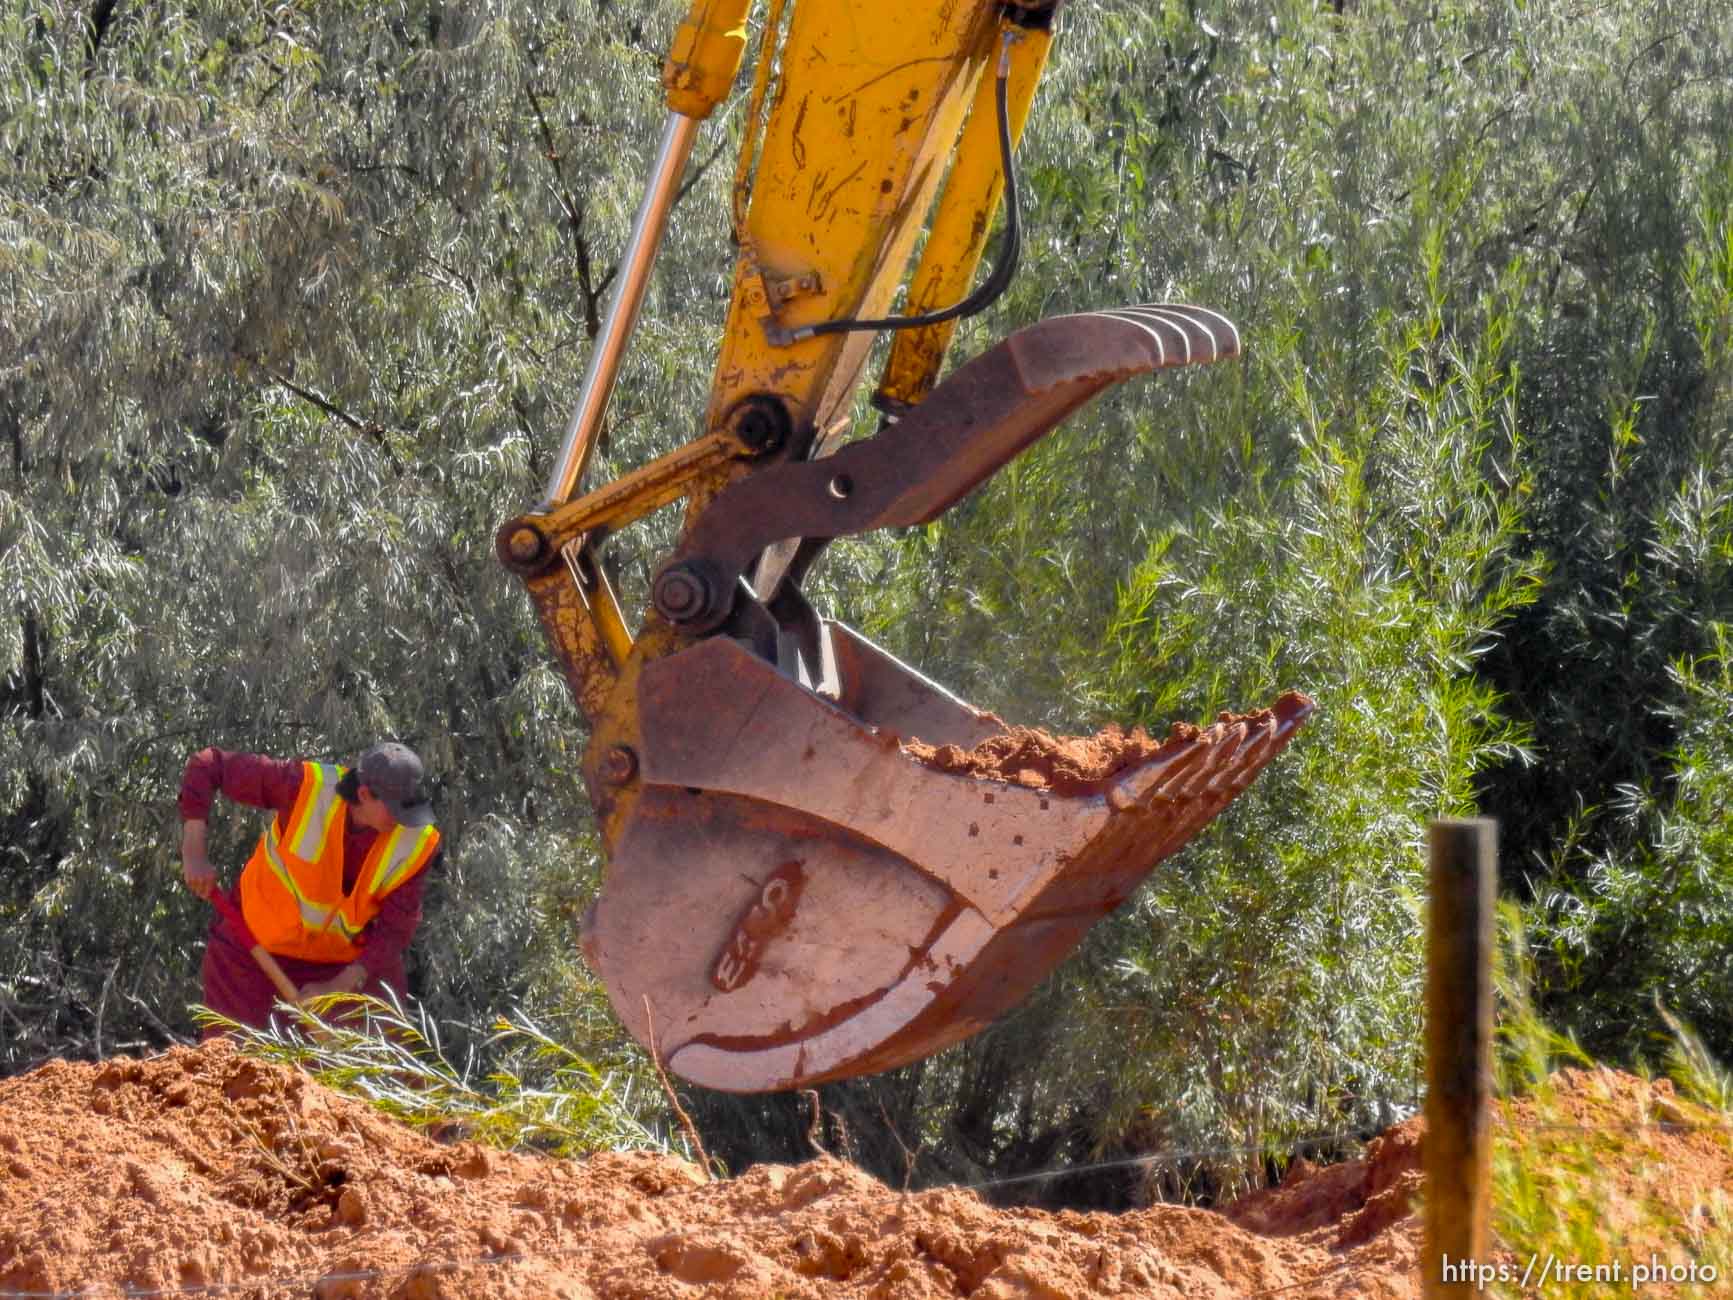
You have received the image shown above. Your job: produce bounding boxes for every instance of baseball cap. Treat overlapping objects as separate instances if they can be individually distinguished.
[355,742,436,828]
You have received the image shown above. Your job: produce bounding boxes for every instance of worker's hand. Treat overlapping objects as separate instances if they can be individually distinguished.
[298,963,367,1002]
[180,819,216,900]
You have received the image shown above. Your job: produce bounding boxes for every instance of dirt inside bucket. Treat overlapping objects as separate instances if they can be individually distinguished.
[901,706,1284,797]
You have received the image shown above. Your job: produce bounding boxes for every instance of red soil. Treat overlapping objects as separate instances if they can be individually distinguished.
[0,1041,1415,1300]
[0,1046,1725,1299]
[903,724,1178,796]
[901,703,1292,797]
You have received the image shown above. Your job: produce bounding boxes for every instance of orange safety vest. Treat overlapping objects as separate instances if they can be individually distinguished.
[237,761,440,964]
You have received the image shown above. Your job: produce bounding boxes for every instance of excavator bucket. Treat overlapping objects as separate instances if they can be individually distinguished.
[571,305,1314,1092]
[582,635,1311,1092]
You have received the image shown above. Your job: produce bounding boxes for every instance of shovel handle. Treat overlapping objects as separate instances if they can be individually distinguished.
[211,892,302,1006]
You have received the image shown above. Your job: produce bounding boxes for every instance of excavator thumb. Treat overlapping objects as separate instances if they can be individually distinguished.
[568,306,1313,1091]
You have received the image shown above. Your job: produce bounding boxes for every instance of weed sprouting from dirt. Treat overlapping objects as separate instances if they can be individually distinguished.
[1486,907,1733,1296]
[197,990,685,1160]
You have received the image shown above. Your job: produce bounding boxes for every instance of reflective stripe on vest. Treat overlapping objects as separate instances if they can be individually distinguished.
[284,762,344,863]
[369,823,440,897]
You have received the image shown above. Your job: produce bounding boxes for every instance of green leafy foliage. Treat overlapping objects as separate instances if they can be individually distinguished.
[199,991,681,1158]
[0,0,704,1074]
[1536,632,1733,1060]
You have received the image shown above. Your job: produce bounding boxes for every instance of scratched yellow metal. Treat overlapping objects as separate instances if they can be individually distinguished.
[876,21,1052,411]
[662,0,754,119]
[699,1,1002,447]
[527,427,748,552]
[526,566,619,725]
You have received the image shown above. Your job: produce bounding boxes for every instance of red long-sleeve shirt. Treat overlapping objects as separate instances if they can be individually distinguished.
[178,748,435,977]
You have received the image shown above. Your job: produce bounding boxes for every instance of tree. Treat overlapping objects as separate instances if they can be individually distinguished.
[0,0,715,1073]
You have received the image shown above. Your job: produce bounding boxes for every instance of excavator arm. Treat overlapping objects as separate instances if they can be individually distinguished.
[497,0,1311,1091]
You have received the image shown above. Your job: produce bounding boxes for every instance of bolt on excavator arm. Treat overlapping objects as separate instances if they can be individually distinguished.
[497,0,1312,1092]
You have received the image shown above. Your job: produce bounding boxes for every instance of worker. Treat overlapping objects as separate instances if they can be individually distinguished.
[177,741,442,1034]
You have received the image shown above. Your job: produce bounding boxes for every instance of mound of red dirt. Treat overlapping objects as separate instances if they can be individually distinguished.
[12,1047,1724,1299]
[0,1041,1425,1299]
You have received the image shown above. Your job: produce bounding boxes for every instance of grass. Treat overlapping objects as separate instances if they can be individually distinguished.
[1484,907,1733,1297]
[1488,1074,1733,1297]
[196,989,689,1162]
